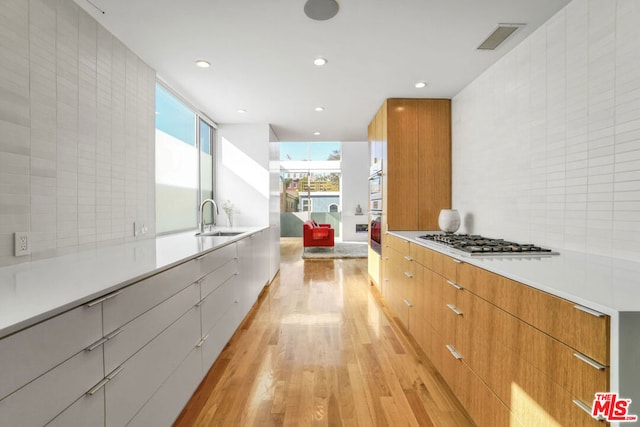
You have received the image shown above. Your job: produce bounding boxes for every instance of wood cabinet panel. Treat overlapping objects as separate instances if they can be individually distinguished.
[456,288,608,407]
[385,233,410,254]
[458,262,610,364]
[386,99,419,230]
[417,99,452,230]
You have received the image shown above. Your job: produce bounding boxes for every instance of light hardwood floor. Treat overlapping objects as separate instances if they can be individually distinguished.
[174,238,474,426]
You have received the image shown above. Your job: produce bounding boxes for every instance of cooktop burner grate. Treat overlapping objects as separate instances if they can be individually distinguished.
[417,234,558,256]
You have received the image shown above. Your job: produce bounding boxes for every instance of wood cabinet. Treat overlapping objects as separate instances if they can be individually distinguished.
[368,99,451,232]
[382,237,610,426]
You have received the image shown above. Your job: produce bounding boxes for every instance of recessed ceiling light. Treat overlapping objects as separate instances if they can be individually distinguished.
[313,57,328,66]
[236,108,247,113]
[313,131,321,136]
[304,0,339,21]
[315,107,324,112]
[415,81,427,89]
[195,60,211,68]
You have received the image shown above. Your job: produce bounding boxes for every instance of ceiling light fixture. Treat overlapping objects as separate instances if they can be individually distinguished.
[315,107,324,112]
[477,24,525,50]
[195,60,211,68]
[415,81,427,89]
[313,131,321,136]
[304,0,339,21]
[236,108,247,113]
[313,57,328,66]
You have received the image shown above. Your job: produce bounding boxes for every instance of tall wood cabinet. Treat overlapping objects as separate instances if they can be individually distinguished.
[368,98,451,232]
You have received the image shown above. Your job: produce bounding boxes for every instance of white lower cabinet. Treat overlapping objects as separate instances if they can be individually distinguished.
[46,388,105,427]
[128,348,203,427]
[0,345,104,427]
[103,281,200,374]
[0,231,273,427]
[105,307,201,427]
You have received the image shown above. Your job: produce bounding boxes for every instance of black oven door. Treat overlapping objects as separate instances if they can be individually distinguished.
[370,213,382,255]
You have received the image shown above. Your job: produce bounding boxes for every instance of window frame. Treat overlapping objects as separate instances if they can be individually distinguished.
[155,81,217,235]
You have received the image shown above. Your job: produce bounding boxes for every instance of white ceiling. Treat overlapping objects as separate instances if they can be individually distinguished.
[75,0,571,142]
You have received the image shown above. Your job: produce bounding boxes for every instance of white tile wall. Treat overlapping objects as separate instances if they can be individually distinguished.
[0,0,156,267]
[452,0,640,261]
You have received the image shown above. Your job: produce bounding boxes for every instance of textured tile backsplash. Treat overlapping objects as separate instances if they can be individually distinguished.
[0,0,156,267]
[452,0,640,261]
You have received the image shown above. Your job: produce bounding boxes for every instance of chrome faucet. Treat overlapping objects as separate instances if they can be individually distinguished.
[199,199,219,234]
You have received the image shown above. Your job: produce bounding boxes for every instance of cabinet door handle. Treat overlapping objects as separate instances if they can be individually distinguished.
[85,289,123,307]
[446,344,463,360]
[447,304,463,316]
[452,259,463,264]
[196,334,209,348]
[447,280,463,290]
[85,337,109,351]
[404,255,413,262]
[573,304,605,318]
[573,399,604,420]
[86,377,110,396]
[573,352,607,371]
[106,365,124,380]
[404,272,413,278]
[403,298,413,308]
[105,328,123,340]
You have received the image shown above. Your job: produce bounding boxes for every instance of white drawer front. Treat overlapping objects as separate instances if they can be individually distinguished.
[0,303,102,400]
[103,281,200,373]
[105,307,201,427]
[201,258,238,299]
[46,387,104,427]
[198,243,237,277]
[128,348,203,427]
[102,259,199,333]
[201,274,238,334]
[0,346,103,427]
[201,303,244,370]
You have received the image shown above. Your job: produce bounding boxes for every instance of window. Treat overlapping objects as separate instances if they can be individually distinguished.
[155,84,215,234]
[329,203,339,213]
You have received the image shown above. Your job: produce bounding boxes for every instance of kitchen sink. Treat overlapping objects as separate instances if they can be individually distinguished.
[197,231,244,237]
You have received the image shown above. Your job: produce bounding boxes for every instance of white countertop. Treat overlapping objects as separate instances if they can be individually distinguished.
[0,227,267,339]
[389,231,640,316]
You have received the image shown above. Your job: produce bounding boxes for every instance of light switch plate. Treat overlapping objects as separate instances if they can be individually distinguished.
[14,232,31,256]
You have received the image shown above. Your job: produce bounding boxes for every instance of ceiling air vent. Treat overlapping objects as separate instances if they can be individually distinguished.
[477,24,524,50]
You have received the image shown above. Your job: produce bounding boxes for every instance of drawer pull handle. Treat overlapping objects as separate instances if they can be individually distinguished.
[105,328,123,340]
[574,304,605,318]
[85,290,123,307]
[446,344,463,360]
[573,353,607,371]
[447,280,463,290]
[86,378,110,396]
[447,304,463,316]
[85,337,108,351]
[106,365,124,380]
[196,254,208,261]
[196,299,205,307]
[383,257,389,260]
[452,259,463,264]
[404,272,413,278]
[404,298,413,308]
[573,399,604,420]
[196,334,209,348]
[404,255,413,261]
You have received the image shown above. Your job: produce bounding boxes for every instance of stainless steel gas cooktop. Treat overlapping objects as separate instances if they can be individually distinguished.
[417,234,559,257]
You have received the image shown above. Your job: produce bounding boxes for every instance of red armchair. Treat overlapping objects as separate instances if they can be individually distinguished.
[303,220,335,251]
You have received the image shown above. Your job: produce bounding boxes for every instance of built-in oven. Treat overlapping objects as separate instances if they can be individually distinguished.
[369,211,382,254]
[369,173,382,200]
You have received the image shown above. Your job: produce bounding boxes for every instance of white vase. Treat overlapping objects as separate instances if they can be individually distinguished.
[438,209,460,234]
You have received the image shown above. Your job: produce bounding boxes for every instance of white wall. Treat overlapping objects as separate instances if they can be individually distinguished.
[341,141,369,242]
[452,0,640,261]
[216,124,271,227]
[268,126,280,281]
[0,0,155,267]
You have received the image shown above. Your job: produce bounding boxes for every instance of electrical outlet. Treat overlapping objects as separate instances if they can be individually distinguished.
[14,232,31,256]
